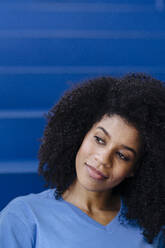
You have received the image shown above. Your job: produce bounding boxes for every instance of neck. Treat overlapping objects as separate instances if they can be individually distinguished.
[62,180,120,213]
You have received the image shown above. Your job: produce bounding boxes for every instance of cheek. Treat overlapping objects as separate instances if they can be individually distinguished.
[75,141,94,178]
[76,140,93,161]
[112,165,133,180]
[75,145,88,171]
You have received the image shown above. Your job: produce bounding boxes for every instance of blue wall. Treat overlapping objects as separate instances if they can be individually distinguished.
[0,0,165,210]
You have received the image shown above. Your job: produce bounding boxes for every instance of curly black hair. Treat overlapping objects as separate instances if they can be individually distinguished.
[38,73,165,244]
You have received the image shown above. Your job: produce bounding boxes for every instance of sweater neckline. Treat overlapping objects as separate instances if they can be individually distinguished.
[57,190,123,233]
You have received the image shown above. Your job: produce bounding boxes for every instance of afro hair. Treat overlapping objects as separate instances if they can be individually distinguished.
[38,73,165,244]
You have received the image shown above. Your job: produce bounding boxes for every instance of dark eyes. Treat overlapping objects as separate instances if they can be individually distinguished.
[116,152,130,162]
[94,136,105,144]
[94,136,130,162]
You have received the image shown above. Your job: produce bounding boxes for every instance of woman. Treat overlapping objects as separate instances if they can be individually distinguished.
[0,73,165,247]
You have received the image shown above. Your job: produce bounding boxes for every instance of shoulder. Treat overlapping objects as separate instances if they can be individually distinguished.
[119,200,165,247]
[154,227,165,248]
[0,189,57,247]
[0,189,56,222]
[0,189,54,247]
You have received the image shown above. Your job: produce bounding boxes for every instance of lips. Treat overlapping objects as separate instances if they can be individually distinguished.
[85,163,108,180]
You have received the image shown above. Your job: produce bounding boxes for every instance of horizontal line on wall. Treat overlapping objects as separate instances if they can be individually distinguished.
[0,30,165,39]
[0,110,47,119]
[0,3,156,13]
[0,160,38,173]
[0,66,164,75]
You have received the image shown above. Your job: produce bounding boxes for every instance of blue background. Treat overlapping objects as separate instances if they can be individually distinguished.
[0,0,165,210]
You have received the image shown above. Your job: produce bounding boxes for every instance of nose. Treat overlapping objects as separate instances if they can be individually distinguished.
[94,149,113,168]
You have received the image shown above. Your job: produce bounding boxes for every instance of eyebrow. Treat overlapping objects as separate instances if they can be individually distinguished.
[97,126,137,157]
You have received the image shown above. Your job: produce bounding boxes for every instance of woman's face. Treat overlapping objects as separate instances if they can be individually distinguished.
[75,114,141,192]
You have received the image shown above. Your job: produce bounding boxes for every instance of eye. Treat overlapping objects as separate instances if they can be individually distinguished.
[116,152,130,162]
[94,136,105,145]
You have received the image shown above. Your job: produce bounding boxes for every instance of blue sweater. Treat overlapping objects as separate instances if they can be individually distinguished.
[0,189,164,247]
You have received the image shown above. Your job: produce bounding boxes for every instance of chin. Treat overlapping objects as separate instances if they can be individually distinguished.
[78,180,112,193]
